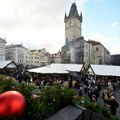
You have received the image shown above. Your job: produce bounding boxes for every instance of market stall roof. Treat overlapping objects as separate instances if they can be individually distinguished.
[28,65,69,74]
[88,64,120,77]
[0,61,17,69]
[51,63,84,72]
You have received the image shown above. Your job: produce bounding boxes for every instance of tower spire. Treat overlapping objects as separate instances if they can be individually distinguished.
[68,2,79,17]
[64,12,67,22]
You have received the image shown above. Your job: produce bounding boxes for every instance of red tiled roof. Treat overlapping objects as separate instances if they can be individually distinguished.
[88,40,101,45]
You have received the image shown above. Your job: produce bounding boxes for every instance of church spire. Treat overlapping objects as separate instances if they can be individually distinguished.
[64,12,67,22]
[68,3,79,17]
[80,12,83,22]
[66,2,82,22]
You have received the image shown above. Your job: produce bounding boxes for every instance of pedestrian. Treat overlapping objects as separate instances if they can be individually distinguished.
[92,86,99,101]
[102,89,110,106]
[109,96,119,115]
[84,85,88,94]
[87,87,93,101]
[96,79,101,91]
[79,87,83,97]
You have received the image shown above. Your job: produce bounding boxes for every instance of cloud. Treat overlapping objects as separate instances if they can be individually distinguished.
[0,0,90,53]
[0,0,113,54]
[111,21,119,28]
[0,0,73,53]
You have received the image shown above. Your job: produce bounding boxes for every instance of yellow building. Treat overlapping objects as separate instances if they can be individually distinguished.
[24,49,40,67]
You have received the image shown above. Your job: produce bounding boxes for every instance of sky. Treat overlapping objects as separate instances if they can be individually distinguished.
[0,0,120,54]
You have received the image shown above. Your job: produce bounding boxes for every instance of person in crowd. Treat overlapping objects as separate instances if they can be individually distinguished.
[92,86,99,101]
[92,94,97,102]
[87,87,93,101]
[17,71,23,83]
[96,79,101,91]
[91,77,95,87]
[69,80,72,88]
[102,89,110,106]
[109,96,119,115]
[112,78,117,91]
[79,87,83,97]
[108,80,113,91]
[84,85,88,94]
[84,78,89,87]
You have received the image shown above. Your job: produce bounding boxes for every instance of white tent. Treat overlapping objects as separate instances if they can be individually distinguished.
[0,61,17,69]
[28,65,69,74]
[51,63,84,72]
[87,64,120,77]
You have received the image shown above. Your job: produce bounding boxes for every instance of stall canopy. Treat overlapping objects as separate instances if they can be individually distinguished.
[28,65,69,74]
[51,63,84,72]
[28,63,84,74]
[87,64,120,77]
[0,61,17,69]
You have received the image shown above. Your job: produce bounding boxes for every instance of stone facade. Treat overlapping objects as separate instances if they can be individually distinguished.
[0,38,6,61]
[61,2,111,66]
[88,40,111,64]
[61,37,92,67]
[51,51,61,63]
[6,44,26,65]
[64,3,82,41]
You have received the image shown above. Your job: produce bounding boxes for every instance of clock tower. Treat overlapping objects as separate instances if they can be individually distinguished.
[64,3,82,41]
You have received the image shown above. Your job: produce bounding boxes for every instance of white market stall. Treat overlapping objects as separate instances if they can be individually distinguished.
[0,61,17,74]
[28,65,69,74]
[28,65,69,87]
[0,61,17,69]
[28,64,84,88]
[87,64,120,77]
[87,64,120,85]
[51,63,84,72]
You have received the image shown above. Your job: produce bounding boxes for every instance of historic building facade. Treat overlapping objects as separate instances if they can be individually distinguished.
[6,44,26,65]
[6,44,52,68]
[61,2,111,66]
[88,40,111,64]
[51,51,61,63]
[24,48,51,68]
[0,38,6,61]
[24,49,40,67]
[64,3,82,41]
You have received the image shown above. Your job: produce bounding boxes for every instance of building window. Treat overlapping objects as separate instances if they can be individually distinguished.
[96,47,99,51]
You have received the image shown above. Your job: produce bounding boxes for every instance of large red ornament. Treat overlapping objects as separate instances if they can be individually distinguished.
[0,91,26,117]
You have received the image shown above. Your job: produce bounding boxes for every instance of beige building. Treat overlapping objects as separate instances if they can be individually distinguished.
[24,48,51,68]
[88,40,111,64]
[51,51,61,63]
[39,48,48,65]
[24,49,40,67]
[0,38,6,61]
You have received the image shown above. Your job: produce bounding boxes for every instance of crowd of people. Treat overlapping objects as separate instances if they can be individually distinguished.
[78,76,119,115]
[3,69,120,116]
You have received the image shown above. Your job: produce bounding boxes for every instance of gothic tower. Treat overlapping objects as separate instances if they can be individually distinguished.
[64,3,82,41]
